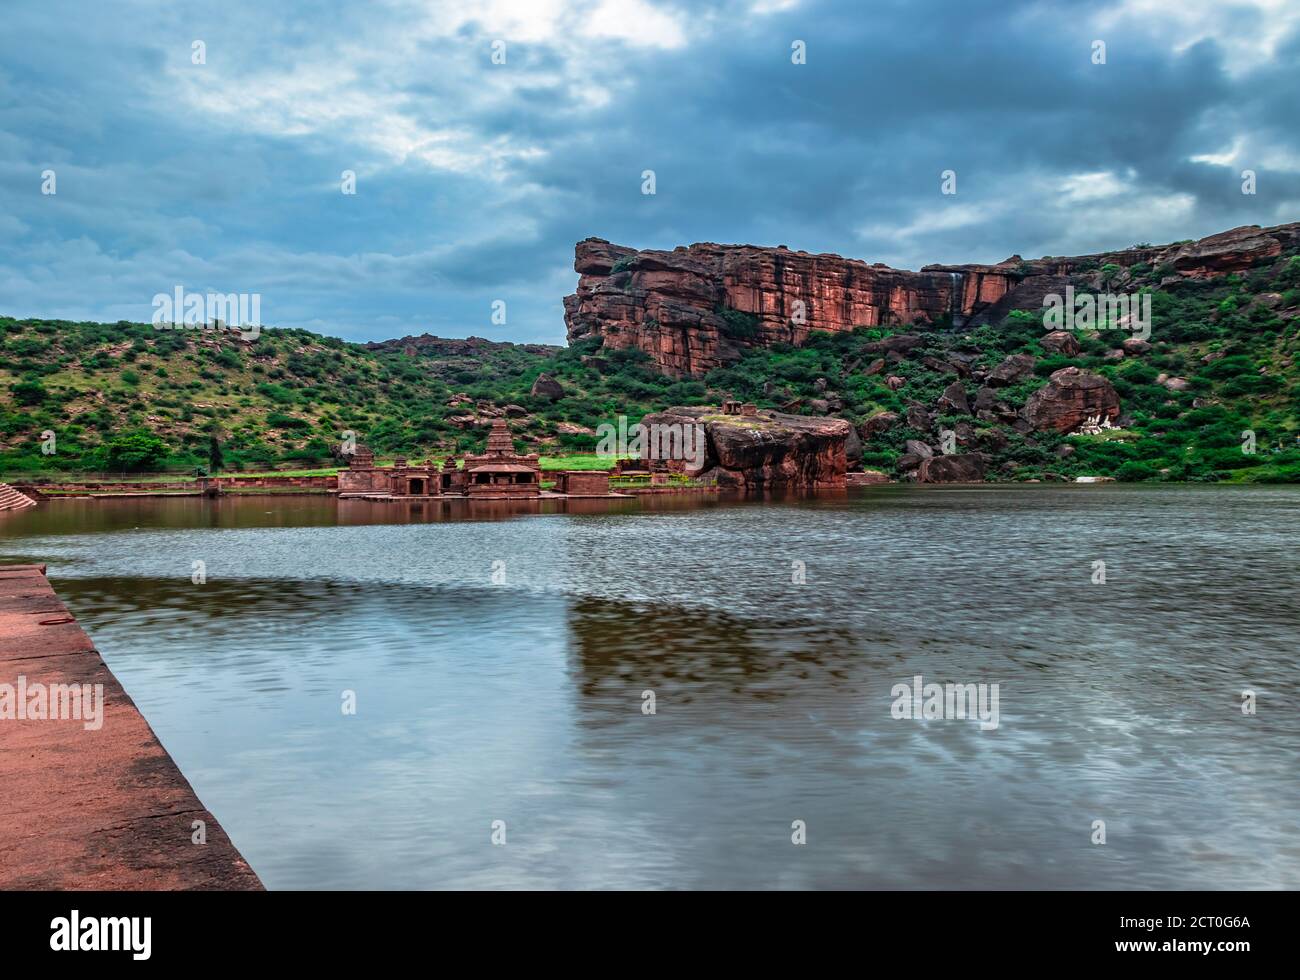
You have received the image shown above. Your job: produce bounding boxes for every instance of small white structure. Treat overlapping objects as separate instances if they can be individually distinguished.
[1074,414,1119,436]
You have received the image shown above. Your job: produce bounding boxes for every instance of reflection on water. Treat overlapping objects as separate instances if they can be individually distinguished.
[2,486,1298,889]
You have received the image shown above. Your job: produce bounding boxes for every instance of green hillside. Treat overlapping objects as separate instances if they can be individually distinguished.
[2,252,1298,482]
[0,319,700,475]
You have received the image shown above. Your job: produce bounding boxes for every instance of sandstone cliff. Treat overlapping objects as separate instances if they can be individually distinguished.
[564,222,1300,377]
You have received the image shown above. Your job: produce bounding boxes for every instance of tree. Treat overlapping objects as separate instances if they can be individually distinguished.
[11,380,47,406]
[102,431,169,472]
[207,433,225,472]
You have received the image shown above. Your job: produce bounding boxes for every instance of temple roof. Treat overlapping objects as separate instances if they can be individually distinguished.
[466,463,537,473]
[483,419,516,455]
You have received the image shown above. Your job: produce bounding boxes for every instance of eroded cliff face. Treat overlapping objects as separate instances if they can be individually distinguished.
[563,240,1016,377]
[563,222,1300,377]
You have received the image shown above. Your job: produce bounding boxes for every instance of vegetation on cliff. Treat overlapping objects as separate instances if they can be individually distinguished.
[2,250,1297,482]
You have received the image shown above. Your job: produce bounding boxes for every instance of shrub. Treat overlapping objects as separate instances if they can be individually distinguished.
[101,431,170,471]
[10,380,47,406]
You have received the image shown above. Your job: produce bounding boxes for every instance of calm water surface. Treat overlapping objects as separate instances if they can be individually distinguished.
[2,486,1298,889]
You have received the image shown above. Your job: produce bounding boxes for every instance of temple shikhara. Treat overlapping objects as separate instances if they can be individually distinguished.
[457,419,542,497]
[339,418,607,499]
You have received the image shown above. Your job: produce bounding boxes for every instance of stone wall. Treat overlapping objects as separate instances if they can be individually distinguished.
[22,475,338,494]
[553,470,611,495]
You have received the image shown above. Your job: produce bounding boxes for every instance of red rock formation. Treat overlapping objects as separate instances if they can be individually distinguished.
[564,240,1018,377]
[638,406,850,489]
[564,221,1300,377]
[1023,367,1121,433]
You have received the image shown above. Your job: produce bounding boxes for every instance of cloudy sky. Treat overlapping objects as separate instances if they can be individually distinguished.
[2,0,1298,344]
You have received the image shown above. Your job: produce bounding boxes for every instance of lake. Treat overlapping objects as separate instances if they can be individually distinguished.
[2,485,1297,889]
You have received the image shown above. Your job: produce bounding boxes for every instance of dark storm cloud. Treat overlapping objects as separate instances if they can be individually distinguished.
[0,0,1296,344]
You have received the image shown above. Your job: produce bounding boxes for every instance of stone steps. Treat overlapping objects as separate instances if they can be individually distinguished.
[0,482,37,512]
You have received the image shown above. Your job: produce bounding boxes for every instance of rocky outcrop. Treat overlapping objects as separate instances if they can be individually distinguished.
[563,221,1299,377]
[937,381,970,414]
[859,411,899,439]
[1157,224,1292,277]
[530,373,564,401]
[637,406,850,489]
[1040,331,1081,356]
[1121,337,1152,355]
[917,453,987,483]
[1023,367,1120,433]
[564,240,1018,377]
[987,353,1036,386]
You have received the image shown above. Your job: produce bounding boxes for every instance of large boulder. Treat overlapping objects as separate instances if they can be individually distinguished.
[530,373,564,401]
[973,387,1003,413]
[905,403,932,432]
[1023,367,1121,433]
[1040,331,1081,356]
[987,353,1036,386]
[1121,337,1152,355]
[638,406,851,489]
[936,381,970,414]
[844,425,863,464]
[917,453,987,483]
[1161,224,1289,276]
[861,333,926,356]
[858,411,899,439]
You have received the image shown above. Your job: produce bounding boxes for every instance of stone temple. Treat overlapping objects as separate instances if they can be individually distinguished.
[338,419,544,499]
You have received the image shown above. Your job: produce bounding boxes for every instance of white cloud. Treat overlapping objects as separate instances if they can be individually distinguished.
[1060,170,1130,202]
[583,0,689,48]
[859,203,994,240]
[1189,140,1243,166]
[1090,0,1300,75]
[162,0,698,180]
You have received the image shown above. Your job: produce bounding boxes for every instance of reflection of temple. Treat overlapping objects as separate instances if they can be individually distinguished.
[337,419,542,499]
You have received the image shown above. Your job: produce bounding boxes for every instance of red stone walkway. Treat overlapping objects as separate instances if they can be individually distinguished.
[0,564,262,890]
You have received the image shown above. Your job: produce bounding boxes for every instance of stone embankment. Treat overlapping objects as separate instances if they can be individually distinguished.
[0,564,262,889]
